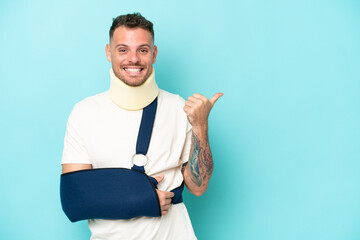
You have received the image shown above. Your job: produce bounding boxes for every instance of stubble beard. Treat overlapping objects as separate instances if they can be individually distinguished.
[113,66,152,87]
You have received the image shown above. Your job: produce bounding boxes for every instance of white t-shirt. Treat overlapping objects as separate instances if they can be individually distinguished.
[61,89,197,240]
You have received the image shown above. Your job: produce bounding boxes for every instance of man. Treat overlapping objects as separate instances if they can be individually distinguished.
[61,13,222,239]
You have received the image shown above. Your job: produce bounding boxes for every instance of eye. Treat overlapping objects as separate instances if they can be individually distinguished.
[118,49,127,53]
[139,49,149,53]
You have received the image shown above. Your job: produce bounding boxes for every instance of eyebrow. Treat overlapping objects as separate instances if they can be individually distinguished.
[115,44,151,48]
[115,44,128,48]
[139,44,151,48]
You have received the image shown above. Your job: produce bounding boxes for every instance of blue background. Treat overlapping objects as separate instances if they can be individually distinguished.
[1,0,360,239]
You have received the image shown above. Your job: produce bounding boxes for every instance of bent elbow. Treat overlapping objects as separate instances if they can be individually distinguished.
[190,186,208,197]
[193,191,204,197]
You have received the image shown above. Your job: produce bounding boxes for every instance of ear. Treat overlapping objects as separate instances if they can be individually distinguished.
[152,45,158,64]
[105,44,112,62]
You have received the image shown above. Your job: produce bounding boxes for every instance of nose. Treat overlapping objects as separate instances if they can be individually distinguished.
[128,51,140,64]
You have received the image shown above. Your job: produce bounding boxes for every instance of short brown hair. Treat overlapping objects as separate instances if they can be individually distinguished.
[109,13,154,41]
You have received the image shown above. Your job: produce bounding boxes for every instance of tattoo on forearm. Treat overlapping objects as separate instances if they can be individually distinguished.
[186,131,214,187]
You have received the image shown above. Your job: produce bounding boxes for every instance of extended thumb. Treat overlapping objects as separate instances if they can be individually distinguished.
[209,92,224,107]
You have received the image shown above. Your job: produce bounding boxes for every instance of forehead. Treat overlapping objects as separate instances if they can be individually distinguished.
[111,26,153,46]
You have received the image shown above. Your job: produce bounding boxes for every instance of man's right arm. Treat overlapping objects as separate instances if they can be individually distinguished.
[61,165,172,216]
[62,164,92,174]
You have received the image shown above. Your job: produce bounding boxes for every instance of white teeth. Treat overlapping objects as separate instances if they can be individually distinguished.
[124,68,141,72]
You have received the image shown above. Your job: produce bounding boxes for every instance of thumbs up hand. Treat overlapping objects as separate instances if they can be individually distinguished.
[183,93,223,132]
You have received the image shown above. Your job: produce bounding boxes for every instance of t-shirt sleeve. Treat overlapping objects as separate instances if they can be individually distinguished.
[178,93,193,166]
[179,120,192,165]
[61,104,91,165]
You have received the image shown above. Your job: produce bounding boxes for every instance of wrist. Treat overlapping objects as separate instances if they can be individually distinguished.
[192,125,208,140]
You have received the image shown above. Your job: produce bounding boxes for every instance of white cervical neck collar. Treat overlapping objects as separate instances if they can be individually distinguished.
[109,68,159,111]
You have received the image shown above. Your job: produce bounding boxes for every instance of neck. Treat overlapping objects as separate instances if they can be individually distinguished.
[109,68,159,111]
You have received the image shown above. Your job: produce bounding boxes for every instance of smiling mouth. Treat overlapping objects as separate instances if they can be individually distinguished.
[123,68,143,73]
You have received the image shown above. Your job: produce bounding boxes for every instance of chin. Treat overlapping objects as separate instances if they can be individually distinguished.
[123,77,147,87]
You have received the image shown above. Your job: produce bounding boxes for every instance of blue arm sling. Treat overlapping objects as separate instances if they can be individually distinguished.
[60,98,184,222]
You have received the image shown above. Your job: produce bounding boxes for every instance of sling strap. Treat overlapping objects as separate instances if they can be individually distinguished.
[131,97,184,204]
[136,97,157,155]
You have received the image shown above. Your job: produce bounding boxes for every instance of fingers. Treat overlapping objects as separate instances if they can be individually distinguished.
[185,96,201,108]
[154,175,164,183]
[183,105,190,113]
[156,189,175,216]
[187,94,207,104]
[209,92,223,107]
[154,175,175,215]
[186,93,223,107]
[164,191,175,198]
[161,196,173,215]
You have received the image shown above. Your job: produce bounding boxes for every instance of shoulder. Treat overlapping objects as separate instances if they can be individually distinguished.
[158,89,186,107]
[157,89,188,117]
[69,91,109,121]
[157,89,190,128]
[74,91,109,109]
